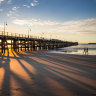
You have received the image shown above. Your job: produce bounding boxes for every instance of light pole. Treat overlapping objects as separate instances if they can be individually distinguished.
[41,32,44,39]
[26,24,31,38]
[28,28,31,38]
[4,22,7,36]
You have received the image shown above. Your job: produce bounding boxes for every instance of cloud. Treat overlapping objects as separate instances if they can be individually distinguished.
[22,0,39,8]
[0,0,11,4]
[30,0,39,7]
[23,4,30,8]
[46,18,96,36]
[12,18,96,38]
[30,3,35,6]
[0,0,4,4]
[12,18,96,29]
[60,18,96,33]
[13,19,59,26]
[7,11,14,16]
[30,2,38,6]
[7,6,19,17]
[12,6,19,11]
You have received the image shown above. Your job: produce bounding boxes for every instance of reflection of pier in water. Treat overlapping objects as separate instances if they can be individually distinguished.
[0,31,78,53]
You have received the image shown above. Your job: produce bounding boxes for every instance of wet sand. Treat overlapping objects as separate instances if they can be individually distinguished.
[0,50,96,96]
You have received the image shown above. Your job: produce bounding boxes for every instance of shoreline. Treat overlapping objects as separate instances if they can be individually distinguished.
[47,50,96,56]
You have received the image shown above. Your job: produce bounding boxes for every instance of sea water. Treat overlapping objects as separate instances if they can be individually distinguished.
[49,44,96,55]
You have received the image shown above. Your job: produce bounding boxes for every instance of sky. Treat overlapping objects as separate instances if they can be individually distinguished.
[0,0,96,43]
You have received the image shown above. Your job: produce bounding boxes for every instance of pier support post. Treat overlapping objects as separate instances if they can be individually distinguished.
[1,39,3,53]
[33,40,35,51]
[11,40,12,50]
[25,39,26,51]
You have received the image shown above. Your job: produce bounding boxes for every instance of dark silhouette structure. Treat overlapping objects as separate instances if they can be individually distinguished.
[0,31,78,53]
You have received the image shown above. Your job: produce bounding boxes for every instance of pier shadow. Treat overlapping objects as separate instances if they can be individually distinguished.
[0,50,96,96]
[43,54,96,72]
[15,51,96,95]
[0,50,55,96]
[0,52,11,96]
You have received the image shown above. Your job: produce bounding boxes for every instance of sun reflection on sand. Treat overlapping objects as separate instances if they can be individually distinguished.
[19,59,37,75]
[10,58,32,81]
[10,76,23,96]
[0,68,5,91]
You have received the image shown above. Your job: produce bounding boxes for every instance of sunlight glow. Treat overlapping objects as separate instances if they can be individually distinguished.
[7,40,13,43]
[10,58,34,82]
[0,39,2,42]
[19,59,37,75]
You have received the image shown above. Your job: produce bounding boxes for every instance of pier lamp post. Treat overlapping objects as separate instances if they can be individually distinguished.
[28,28,31,38]
[4,22,7,36]
[41,32,44,39]
[48,32,52,40]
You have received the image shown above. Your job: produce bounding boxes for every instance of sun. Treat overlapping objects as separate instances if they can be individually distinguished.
[7,40,12,43]
[0,39,2,42]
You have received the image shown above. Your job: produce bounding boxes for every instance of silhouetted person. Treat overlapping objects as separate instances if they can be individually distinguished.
[83,48,86,54]
[86,48,88,54]
[83,48,88,55]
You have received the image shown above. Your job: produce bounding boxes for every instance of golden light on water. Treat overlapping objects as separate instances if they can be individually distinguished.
[0,68,5,91]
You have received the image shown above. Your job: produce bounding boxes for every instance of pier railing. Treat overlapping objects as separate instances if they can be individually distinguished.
[0,31,49,40]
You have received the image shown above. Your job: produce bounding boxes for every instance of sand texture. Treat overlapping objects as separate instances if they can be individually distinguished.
[0,50,96,96]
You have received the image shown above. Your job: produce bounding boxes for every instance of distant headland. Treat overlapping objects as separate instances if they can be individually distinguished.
[88,43,96,44]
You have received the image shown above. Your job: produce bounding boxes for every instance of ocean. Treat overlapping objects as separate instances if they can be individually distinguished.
[49,44,96,55]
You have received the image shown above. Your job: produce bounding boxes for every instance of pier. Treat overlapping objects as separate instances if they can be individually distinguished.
[0,31,78,54]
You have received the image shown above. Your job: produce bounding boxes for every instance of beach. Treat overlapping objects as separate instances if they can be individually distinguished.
[0,50,96,96]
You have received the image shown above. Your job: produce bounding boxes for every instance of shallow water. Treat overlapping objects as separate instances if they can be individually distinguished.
[49,44,96,55]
